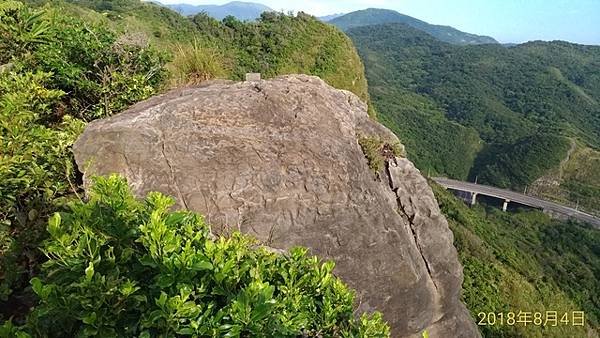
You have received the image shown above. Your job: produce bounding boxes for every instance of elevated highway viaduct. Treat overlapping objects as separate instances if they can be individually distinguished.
[433,177,600,229]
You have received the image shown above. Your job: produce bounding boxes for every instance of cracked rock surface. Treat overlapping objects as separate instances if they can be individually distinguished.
[73,74,479,337]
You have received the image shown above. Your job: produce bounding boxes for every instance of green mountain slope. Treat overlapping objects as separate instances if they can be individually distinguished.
[329,8,498,45]
[344,19,600,338]
[433,182,600,337]
[347,23,600,212]
[189,12,370,104]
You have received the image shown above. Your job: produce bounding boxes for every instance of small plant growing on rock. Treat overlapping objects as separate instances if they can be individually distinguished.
[358,135,404,174]
[4,175,390,337]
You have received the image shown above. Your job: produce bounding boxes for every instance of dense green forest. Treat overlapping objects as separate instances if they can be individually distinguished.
[433,183,600,337]
[347,23,600,212]
[0,1,389,335]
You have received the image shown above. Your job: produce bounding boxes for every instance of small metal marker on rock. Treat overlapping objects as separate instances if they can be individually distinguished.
[245,73,261,81]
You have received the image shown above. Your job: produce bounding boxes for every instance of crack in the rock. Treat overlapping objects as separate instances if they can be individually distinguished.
[120,152,133,178]
[160,137,190,210]
[385,159,439,292]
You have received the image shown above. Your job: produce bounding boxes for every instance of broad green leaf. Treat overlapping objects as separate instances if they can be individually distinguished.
[191,261,213,271]
[85,262,94,281]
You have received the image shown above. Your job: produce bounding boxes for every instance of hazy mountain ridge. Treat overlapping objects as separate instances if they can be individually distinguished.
[165,1,271,19]
[330,8,498,45]
[318,13,344,21]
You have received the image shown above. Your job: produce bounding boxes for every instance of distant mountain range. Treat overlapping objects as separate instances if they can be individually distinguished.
[159,2,498,46]
[318,13,345,21]
[328,8,498,45]
[163,1,343,22]
[165,1,271,20]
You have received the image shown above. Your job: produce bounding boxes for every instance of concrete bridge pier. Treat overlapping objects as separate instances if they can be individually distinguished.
[502,199,510,212]
[470,192,477,206]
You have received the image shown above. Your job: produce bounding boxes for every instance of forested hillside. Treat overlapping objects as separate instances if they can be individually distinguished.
[0,1,383,334]
[433,183,600,337]
[347,23,600,213]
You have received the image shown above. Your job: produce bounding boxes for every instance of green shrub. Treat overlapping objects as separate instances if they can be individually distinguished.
[0,1,52,63]
[0,69,84,301]
[0,1,171,307]
[1,2,170,120]
[28,13,169,119]
[8,175,389,337]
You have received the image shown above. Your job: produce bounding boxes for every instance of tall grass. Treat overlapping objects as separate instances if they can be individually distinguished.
[169,40,228,86]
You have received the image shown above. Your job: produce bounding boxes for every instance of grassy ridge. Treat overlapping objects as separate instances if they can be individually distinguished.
[190,12,370,104]
[24,0,370,104]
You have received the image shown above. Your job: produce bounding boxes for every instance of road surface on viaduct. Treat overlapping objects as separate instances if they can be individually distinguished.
[433,177,600,229]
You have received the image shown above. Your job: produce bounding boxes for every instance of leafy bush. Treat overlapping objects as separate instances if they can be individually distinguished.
[8,175,389,337]
[0,69,84,301]
[0,1,169,314]
[1,2,170,120]
[0,1,51,63]
[27,14,169,119]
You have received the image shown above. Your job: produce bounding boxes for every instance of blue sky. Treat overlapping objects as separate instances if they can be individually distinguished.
[158,0,600,45]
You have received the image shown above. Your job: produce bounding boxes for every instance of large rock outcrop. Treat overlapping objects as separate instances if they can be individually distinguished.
[73,74,479,337]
